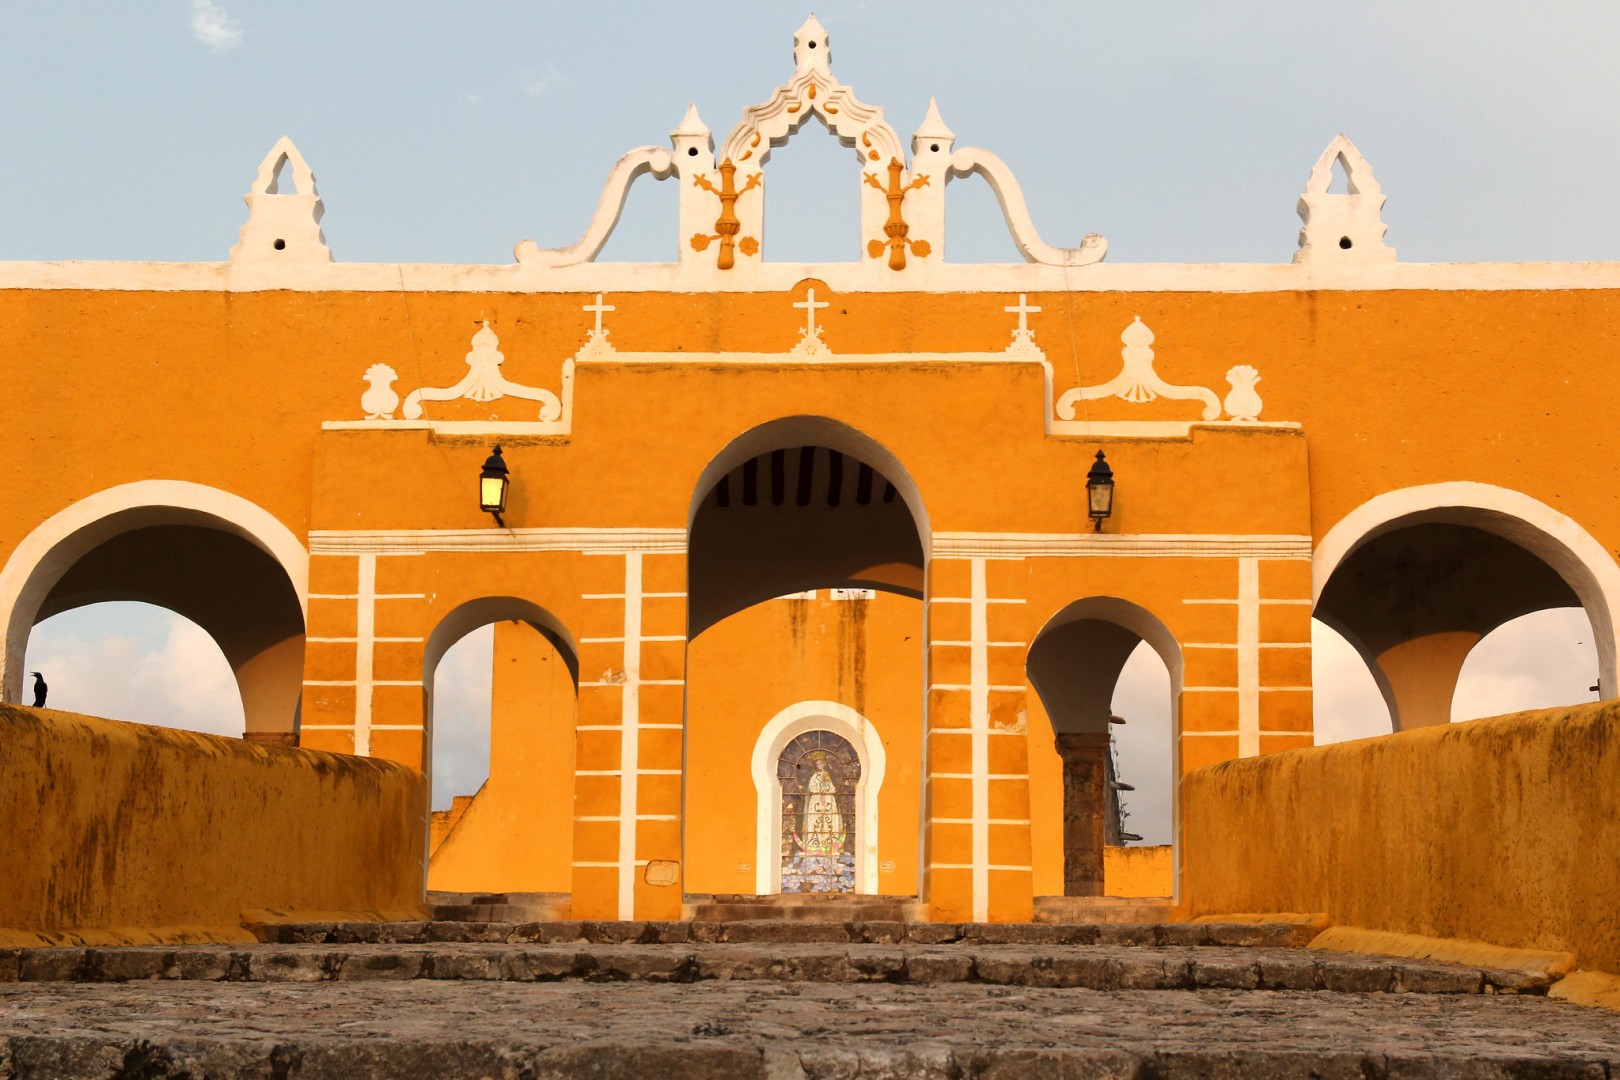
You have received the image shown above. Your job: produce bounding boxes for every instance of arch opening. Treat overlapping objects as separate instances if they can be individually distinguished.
[685,418,925,901]
[1314,486,1619,732]
[1027,597,1182,899]
[422,597,579,894]
[1,483,309,730]
[3,497,306,740]
[759,113,864,263]
[687,417,928,638]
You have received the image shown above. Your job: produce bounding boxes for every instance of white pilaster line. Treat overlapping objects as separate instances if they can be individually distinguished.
[1237,557,1260,758]
[618,551,643,921]
[969,558,990,923]
[355,553,376,757]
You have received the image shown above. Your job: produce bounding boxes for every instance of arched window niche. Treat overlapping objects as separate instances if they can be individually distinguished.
[750,700,886,895]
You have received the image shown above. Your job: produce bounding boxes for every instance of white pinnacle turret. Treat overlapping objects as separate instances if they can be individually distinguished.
[793,13,830,74]
[912,96,956,157]
[670,101,714,158]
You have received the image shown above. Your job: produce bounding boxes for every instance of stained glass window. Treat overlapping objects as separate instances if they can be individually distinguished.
[778,730,861,893]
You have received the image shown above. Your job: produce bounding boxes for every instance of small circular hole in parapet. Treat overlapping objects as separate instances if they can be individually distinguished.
[273,238,286,251]
[930,143,940,153]
[1339,236,1353,249]
[688,147,699,157]
[808,40,817,48]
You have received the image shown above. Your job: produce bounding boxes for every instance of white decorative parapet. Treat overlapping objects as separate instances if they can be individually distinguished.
[1056,317,1265,423]
[507,17,1105,278]
[1295,134,1395,265]
[229,137,332,270]
[948,146,1107,267]
[514,147,676,268]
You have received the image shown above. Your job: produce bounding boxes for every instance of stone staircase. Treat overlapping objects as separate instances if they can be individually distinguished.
[1032,895,1180,924]
[1,916,1615,1076]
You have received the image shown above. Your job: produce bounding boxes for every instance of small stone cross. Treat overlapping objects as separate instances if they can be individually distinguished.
[583,294,615,335]
[794,288,830,339]
[1005,294,1041,335]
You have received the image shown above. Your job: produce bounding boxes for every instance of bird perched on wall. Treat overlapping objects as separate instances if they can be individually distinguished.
[30,671,46,708]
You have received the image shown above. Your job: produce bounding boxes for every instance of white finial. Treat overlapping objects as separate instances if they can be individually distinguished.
[670,101,714,159]
[672,102,709,139]
[912,96,956,157]
[794,13,830,74]
[915,98,954,141]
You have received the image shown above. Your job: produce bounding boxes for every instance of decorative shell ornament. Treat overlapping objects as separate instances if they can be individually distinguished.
[1223,365,1263,422]
[361,364,399,419]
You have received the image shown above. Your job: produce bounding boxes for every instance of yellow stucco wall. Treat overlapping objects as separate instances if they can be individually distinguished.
[6,283,1620,921]
[685,590,923,896]
[1104,845,1174,898]
[1181,701,1620,973]
[0,703,425,936]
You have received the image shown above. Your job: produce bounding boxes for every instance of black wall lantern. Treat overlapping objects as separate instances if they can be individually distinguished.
[479,445,510,527]
[1086,449,1114,532]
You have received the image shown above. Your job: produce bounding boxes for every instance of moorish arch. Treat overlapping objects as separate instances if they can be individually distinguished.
[0,480,308,741]
[1027,596,1184,897]
[1313,482,1620,731]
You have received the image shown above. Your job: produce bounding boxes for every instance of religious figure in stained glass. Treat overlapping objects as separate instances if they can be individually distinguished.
[778,731,860,893]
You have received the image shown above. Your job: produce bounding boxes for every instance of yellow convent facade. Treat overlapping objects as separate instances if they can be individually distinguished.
[5,18,1619,925]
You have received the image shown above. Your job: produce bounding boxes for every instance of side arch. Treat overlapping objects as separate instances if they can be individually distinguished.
[1027,596,1184,898]
[0,480,309,710]
[750,699,887,895]
[1313,483,1620,708]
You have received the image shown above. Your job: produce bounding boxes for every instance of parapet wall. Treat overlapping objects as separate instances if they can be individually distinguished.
[0,704,425,939]
[1181,701,1620,972]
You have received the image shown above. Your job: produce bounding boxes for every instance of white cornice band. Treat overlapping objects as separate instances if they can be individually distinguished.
[931,533,1313,559]
[308,528,687,555]
[307,528,1311,560]
[6,259,1620,294]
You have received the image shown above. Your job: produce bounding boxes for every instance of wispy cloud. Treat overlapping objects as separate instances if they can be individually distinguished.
[26,609,243,737]
[522,65,569,99]
[189,0,243,53]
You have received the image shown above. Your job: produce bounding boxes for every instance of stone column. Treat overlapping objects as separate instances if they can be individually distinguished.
[1055,732,1110,897]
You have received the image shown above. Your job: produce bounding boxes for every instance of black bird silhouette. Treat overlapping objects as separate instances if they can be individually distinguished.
[30,671,46,708]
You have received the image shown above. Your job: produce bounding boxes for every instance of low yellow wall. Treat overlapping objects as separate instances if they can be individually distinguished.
[0,704,426,937]
[1104,845,1173,898]
[1182,701,1620,973]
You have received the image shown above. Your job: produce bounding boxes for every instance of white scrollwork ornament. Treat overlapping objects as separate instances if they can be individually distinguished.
[401,323,562,421]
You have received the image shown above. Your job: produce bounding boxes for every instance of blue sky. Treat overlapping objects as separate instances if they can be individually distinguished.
[5,3,1620,264]
[8,3,1612,828]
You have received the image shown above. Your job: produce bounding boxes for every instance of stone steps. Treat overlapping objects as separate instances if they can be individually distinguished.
[425,890,571,923]
[683,893,918,922]
[7,981,1616,1080]
[1033,895,1180,924]
[244,918,1322,949]
[0,942,1554,994]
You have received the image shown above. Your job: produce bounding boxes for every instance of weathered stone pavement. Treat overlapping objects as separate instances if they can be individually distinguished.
[0,942,1558,994]
[3,980,1619,1078]
[3,926,1617,1077]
